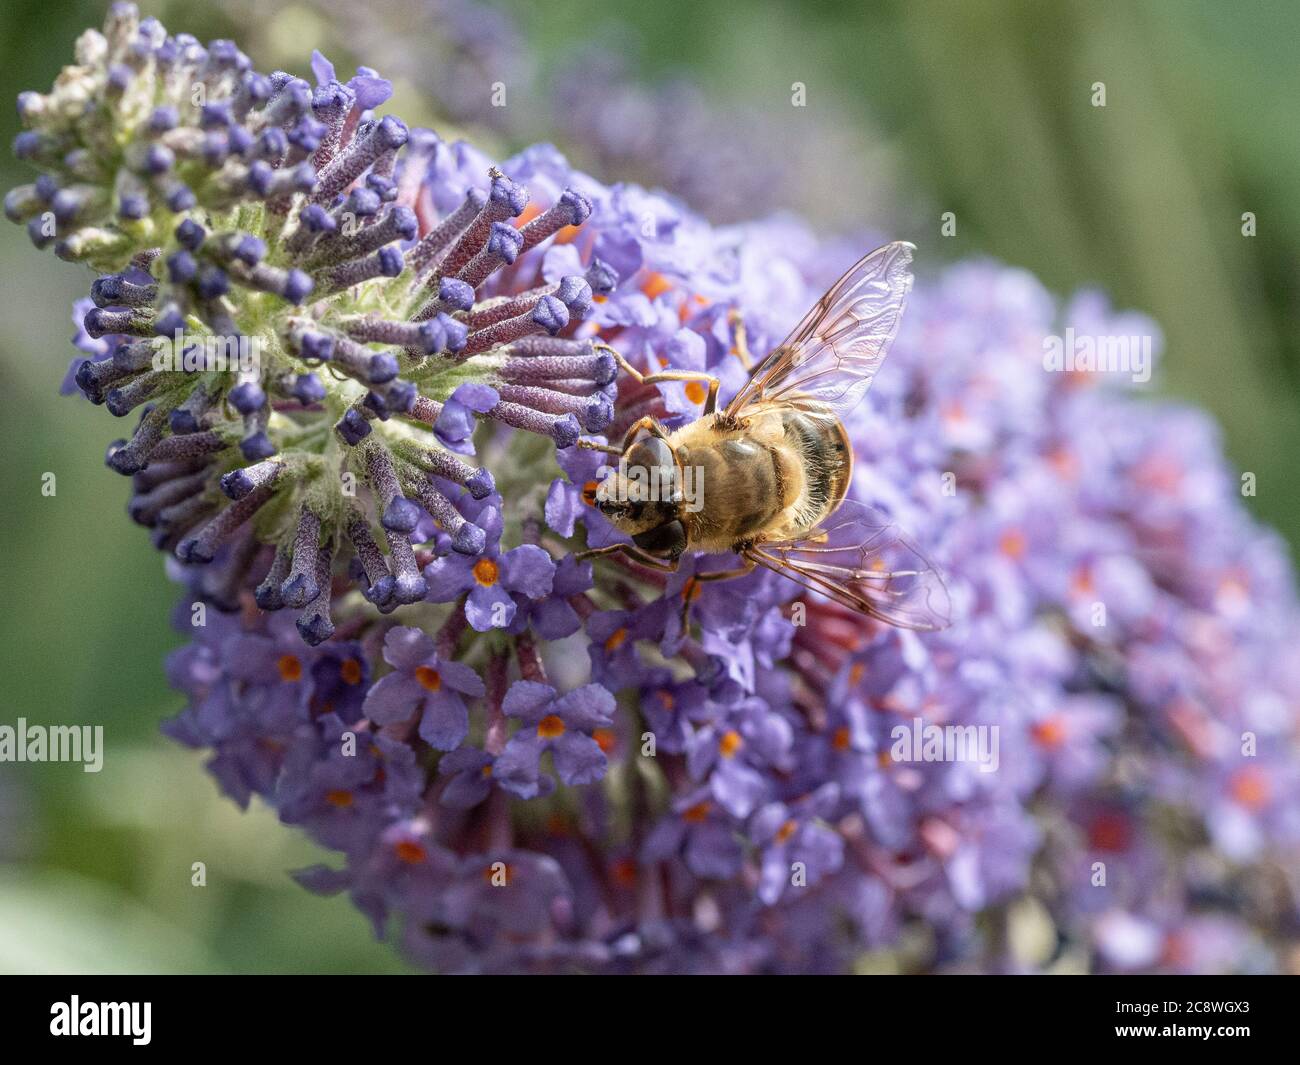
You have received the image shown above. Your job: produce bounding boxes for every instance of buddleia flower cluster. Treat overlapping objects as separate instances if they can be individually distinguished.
[11,3,615,645]
[13,7,1300,974]
[232,0,895,227]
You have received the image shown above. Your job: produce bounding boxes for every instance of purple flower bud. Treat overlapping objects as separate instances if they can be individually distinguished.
[550,412,581,447]
[345,186,382,217]
[532,294,569,336]
[292,373,326,404]
[299,331,335,361]
[367,352,399,384]
[148,105,179,132]
[382,496,422,533]
[366,174,397,201]
[377,244,404,277]
[175,218,206,250]
[153,304,186,336]
[584,257,619,296]
[488,170,529,217]
[117,194,149,220]
[440,314,468,353]
[437,277,475,312]
[143,144,174,175]
[227,127,253,156]
[555,276,593,320]
[228,381,266,414]
[255,128,288,161]
[336,408,371,445]
[200,102,232,129]
[282,268,314,304]
[384,380,418,413]
[239,430,276,461]
[486,220,523,264]
[298,204,335,233]
[195,265,229,300]
[166,184,196,211]
[232,234,266,265]
[390,205,418,240]
[452,522,487,555]
[166,250,197,283]
[288,116,328,152]
[559,188,593,225]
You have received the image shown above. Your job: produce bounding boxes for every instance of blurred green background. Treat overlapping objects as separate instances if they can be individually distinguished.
[0,0,1295,972]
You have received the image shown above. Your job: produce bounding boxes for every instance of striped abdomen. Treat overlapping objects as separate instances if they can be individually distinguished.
[673,405,852,551]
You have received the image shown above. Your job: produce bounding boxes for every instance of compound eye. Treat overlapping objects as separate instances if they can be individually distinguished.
[624,438,678,503]
[632,519,686,558]
[629,437,674,470]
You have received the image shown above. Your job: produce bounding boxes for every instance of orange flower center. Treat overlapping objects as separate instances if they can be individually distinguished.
[277,654,302,682]
[415,666,442,692]
[719,730,743,758]
[998,528,1027,559]
[537,714,566,739]
[325,789,354,808]
[1047,446,1079,479]
[1087,812,1131,852]
[593,728,616,753]
[339,658,362,685]
[581,480,599,506]
[1031,716,1067,749]
[1070,565,1094,598]
[640,271,673,300]
[472,558,499,586]
[775,819,798,844]
[683,800,711,823]
[394,840,427,865]
[611,857,638,887]
[832,726,852,752]
[604,627,628,652]
[684,380,707,405]
[1229,766,1271,810]
[849,662,866,686]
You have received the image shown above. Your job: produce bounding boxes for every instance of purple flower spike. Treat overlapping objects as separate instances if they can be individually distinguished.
[21,7,1300,978]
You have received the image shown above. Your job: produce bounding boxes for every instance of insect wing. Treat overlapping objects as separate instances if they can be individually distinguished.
[746,499,950,631]
[725,241,915,420]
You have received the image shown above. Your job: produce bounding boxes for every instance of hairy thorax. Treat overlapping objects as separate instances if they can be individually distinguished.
[672,405,850,554]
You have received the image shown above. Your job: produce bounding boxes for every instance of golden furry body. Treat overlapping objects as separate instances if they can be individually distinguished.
[669,403,853,553]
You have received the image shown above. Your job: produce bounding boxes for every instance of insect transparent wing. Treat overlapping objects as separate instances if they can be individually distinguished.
[725,241,915,420]
[746,499,950,631]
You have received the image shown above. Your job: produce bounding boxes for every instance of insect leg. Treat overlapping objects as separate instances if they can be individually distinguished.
[677,559,757,630]
[576,541,680,572]
[619,415,673,452]
[598,343,722,416]
[576,439,623,456]
[726,309,755,370]
[690,558,757,583]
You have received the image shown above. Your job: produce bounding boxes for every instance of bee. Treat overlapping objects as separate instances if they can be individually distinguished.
[580,241,949,631]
